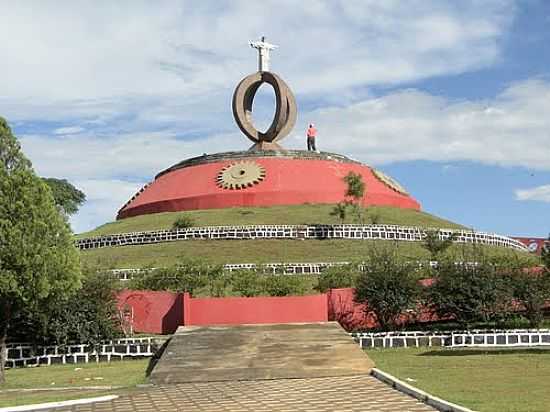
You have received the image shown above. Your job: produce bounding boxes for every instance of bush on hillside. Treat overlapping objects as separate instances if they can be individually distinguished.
[317,264,359,292]
[127,260,220,294]
[262,275,309,297]
[230,270,265,297]
[354,247,421,331]
[172,214,195,230]
[421,230,458,261]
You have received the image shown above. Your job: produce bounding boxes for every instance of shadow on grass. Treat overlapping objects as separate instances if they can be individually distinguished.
[419,348,550,357]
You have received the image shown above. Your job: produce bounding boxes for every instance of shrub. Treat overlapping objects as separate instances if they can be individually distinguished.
[230,270,264,297]
[172,214,194,230]
[262,275,309,297]
[354,248,420,330]
[127,260,219,294]
[421,230,458,261]
[424,255,515,328]
[330,202,348,223]
[509,268,550,328]
[317,264,359,292]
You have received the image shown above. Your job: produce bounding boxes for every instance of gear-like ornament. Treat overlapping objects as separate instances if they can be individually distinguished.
[216,161,266,190]
[372,169,409,195]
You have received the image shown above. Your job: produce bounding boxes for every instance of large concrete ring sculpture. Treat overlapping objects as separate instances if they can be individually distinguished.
[232,71,297,150]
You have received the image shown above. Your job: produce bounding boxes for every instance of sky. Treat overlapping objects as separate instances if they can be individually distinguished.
[1,0,549,237]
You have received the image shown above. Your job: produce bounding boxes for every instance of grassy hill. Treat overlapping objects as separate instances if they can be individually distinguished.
[78,205,466,238]
[77,204,531,270]
[80,238,529,269]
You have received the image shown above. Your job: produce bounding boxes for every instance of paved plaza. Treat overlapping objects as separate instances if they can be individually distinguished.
[38,323,437,411]
[47,375,436,412]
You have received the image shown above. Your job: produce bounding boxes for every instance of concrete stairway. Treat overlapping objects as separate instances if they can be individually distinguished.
[149,322,374,384]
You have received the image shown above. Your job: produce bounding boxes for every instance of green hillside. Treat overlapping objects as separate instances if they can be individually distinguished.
[78,205,466,238]
[77,205,532,270]
[80,238,532,269]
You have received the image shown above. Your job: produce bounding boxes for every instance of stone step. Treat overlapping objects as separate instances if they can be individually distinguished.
[149,322,374,385]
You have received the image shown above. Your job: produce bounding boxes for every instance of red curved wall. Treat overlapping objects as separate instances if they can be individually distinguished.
[118,157,420,219]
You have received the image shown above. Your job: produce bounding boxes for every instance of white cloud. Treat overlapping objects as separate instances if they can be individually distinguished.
[308,79,550,170]
[515,185,550,203]
[69,179,146,233]
[20,77,550,232]
[1,0,527,232]
[53,126,85,135]
[0,0,514,121]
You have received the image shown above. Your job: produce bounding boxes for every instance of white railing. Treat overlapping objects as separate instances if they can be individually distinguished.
[76,224,528,252]
[5,336,166,368]
[352,329,550,349]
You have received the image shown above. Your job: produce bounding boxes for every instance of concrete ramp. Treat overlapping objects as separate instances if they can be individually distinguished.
[149,322,374,384]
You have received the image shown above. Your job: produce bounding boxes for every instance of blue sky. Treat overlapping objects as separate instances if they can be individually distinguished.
[0,0,548,237]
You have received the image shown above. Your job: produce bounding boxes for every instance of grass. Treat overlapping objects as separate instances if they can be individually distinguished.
[0,359,148,407]
[80,238,530,269]
[367,347,550,412]
[77,205,465,238]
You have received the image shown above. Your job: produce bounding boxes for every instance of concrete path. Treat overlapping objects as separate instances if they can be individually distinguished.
[39,322,436,411]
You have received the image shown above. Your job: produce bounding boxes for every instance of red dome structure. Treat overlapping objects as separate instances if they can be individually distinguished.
[117,151,420,220]
[118,41,421,220]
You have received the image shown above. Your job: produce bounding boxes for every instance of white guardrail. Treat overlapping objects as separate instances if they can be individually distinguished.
[76,224,528,252]
[352,329,550,348]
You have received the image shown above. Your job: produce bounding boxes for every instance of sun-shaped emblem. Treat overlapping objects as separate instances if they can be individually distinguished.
[216,161,266,190]
[372,169,409,195]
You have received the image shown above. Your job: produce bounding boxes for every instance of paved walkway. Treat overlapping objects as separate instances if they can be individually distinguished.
[49,375,435,411]
[40,323,436,411]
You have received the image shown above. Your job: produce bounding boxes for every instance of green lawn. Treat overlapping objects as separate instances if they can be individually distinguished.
[367,347,550,412]
[0,359,148,407]
[80,238,530,269]
[77,205,465,238]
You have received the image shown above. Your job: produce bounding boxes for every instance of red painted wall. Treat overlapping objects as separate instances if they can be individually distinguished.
[117,290,182,334]
[118,157,420,219]
[184,293,328,326]
[117,287,444,334]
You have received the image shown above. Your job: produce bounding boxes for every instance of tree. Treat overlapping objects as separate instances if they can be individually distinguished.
[354,248,420,330]
[343,172,366,223]
[424,256,514,328]
[0,117,81,383]
[330,202,348,224]
[10,269,122,347]
[42,178,86,216]
[509,268,550,328]
[421,230,458,261]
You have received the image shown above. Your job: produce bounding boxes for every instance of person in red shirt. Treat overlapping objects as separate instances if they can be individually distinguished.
[306,123,317,151]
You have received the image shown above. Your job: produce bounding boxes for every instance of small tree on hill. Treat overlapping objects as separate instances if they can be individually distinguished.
[354,248,420,330]
[421,230,458,261]
[344,172,365,223]
[330,202,348,224]
[0,117,81,383]
[172,214,195,230]
[42,178,86,216]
